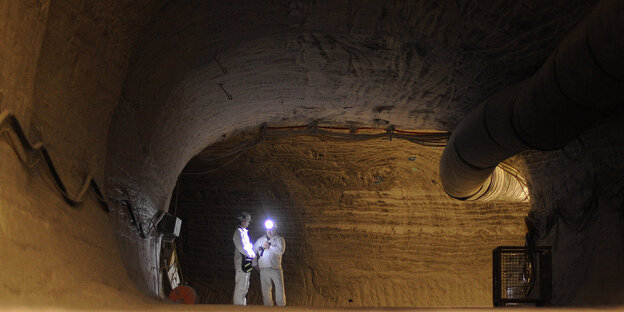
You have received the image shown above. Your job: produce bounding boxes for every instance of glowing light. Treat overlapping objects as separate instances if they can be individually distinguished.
[264,219,274,230]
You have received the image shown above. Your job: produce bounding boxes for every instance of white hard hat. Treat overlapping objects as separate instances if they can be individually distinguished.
[237,212,252,221]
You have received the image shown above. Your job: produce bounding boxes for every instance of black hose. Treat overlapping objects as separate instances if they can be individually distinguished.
[0,110,109,211]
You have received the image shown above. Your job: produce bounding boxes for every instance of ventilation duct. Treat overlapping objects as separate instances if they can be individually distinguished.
[440,0,624,201]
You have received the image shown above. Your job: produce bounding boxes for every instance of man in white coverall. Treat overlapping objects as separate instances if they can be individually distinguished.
[233,212,255,305]
[252,219,286,306]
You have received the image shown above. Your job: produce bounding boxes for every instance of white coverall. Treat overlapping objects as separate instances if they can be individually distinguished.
[252,234,286,306]
[233,226,255,305]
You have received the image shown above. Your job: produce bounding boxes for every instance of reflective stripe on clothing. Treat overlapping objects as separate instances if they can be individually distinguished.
[233,226,255,305]
[233,226,255,270]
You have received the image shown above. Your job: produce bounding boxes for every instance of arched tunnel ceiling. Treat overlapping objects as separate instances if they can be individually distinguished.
[5,0,624,308]
[106,0,596,211]
[98,0,624,306]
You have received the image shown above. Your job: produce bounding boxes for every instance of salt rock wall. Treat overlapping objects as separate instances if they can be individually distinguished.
[108,0,595,216]
[107,1,593,297]
[2,0,621,309]
[518,115,624,306]
[174,134,529,307]
[0,0,160,308]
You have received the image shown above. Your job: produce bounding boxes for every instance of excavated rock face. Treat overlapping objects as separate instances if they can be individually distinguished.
[105,0,598,300]
[3,0,622,309]
[174,132,530,306]
[107,0,595,212]
[0,0,164,309]
[517,117,624,305]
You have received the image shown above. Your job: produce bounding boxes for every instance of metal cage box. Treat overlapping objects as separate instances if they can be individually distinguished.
[493,246,552,307]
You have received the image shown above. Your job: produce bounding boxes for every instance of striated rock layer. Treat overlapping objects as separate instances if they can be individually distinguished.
[1,0,622,309]
[175,133,529,307]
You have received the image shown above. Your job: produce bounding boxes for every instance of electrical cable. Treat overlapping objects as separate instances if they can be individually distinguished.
[182,150,244,175]
[1,131,41,168]
[120,188,148,239]
[184,121,449,175]
[0,110,109,211]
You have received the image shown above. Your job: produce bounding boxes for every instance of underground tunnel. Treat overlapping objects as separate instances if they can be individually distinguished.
[171,128,530,306]
[1,0,623,310]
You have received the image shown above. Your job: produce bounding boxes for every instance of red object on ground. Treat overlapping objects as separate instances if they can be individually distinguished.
[168,285,198,304]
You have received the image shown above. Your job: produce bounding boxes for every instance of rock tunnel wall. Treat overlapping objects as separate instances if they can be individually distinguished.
[105,2,594,300]
[174,134,529,307]
[517,116,624,305]
[0,0,161,308]
[1,0,622,309]
[106,0,595,212]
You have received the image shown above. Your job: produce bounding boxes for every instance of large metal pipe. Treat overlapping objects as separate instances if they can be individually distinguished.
[440,0,624,201]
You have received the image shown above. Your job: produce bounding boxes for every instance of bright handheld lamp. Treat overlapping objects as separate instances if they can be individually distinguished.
[264,219,274,230]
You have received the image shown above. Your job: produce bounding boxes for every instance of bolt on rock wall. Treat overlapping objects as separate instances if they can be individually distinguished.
[174,134,529,307]
[0,0,161,308]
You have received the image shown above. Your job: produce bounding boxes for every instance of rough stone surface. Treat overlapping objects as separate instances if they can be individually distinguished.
[517,115,624,305]
[0,0,163,308]
[175,133,529,307]
[1,0,623,310]
[108,0,596,212]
